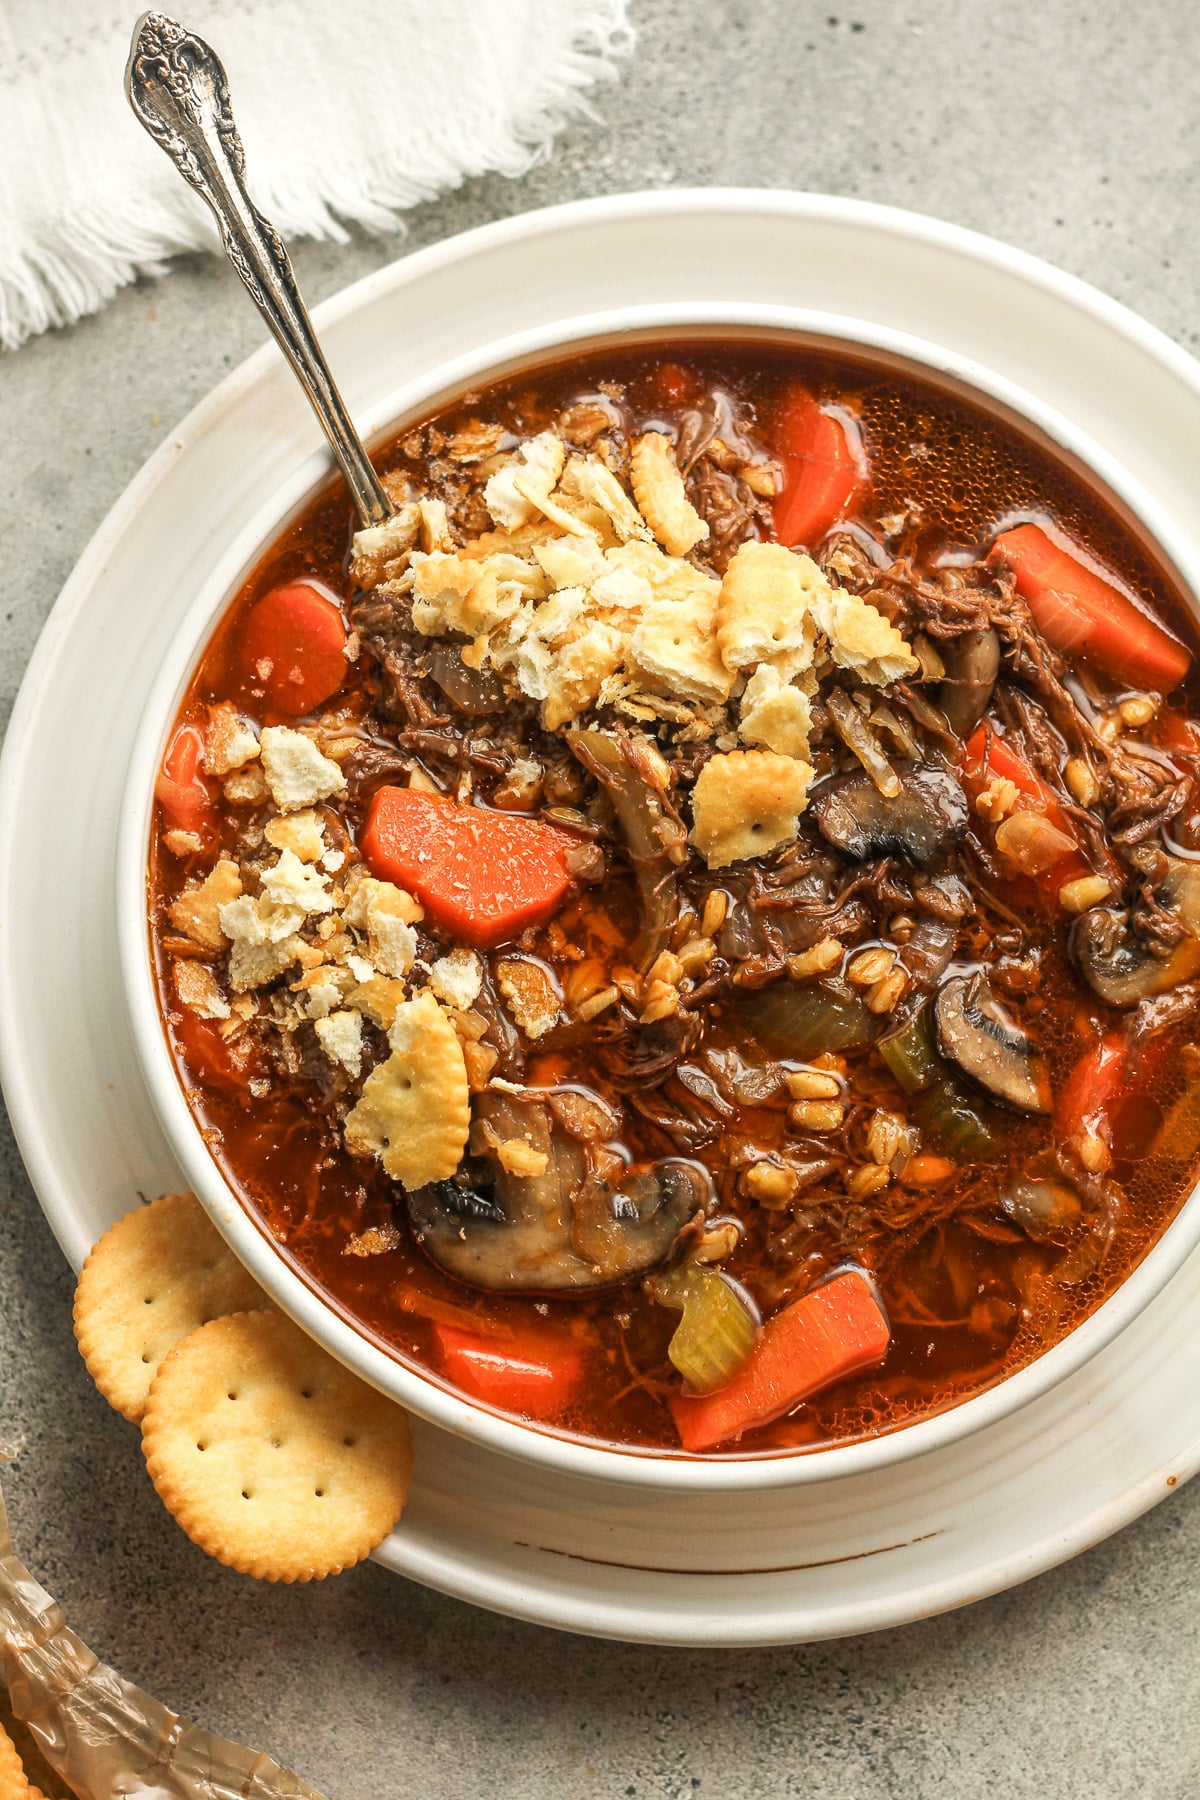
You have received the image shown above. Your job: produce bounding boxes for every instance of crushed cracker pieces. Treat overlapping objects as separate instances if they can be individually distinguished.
[428,947,483,1010]
[265,809,325,862]
[690,749,815,868]
[345,1221,403,1257]
[716,541,820,673]
[223,762,270,805]
[630,432,709,556]
[259,726,347,812]
[204,701,259,775]
[496,957,561,1040]
[314,1009,364,1078]
[163,828,204,858]
[168,858,242,952]
[632,588,734,706]
[738,663,814,760]
[260,847,334,917]
[347,974,409,1030]
[343,990,469,1188]
[343,876,421,977]
[484,431,566,530]
[349,504,421,586]
[172,958,231,1021]
[810,586,919,684]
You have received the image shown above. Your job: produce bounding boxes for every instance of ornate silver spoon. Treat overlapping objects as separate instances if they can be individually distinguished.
[125,11,393,527]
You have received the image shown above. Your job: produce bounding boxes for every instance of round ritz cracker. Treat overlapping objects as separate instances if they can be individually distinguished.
[142,1310,413,1582]
[0,1724,32,1800]
[73,1193,268,1423]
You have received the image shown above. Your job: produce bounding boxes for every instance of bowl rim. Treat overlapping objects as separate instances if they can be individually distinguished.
[118,296,1200,1494]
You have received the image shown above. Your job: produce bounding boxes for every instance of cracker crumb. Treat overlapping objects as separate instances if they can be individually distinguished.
[496,957,560,1039]
[632,587,733,705]
[204,702,260,775]
[738,663,814,759]
[345,1222,402,1257]
[689,749,815,868]
[168,858,242,952]
[428,948,483,1010]
[171,959,231,1020]
[343,877,422,977]
[810,586,918,684]
[343,991,470,1188]
[629,432,709,556]
[265,809,325,862]
[260,848,334,917]
[716,541,821,672]
[163,829,205,857]
[223,762,270,806]
[259,726,347,812]
[484,431,567,529]
[314,1009,364,1078]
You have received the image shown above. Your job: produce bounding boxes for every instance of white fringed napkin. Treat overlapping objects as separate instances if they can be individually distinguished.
[0,0,633,350]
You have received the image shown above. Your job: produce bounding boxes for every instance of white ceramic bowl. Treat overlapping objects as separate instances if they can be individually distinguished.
[118,299,1200,1494]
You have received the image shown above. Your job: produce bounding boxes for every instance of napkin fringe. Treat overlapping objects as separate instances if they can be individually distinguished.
[0,0,633,352]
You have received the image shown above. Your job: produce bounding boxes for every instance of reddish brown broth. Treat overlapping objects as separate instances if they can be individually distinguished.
[149,340,1200,1455]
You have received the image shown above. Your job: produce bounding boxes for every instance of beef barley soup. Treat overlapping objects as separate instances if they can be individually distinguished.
[148,340,1200,1455]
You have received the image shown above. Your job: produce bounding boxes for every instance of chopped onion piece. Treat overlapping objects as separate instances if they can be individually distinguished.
[826,688,900,798]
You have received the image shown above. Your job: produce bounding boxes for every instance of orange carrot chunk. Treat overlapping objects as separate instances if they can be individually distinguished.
[771,382,865,549]
[990,523,1190,693]
[669,1270,890,1453]
[238,580,349,715]
[155,723,213,835]
[361,785,575,948]
[1056,1031,1129,1146]
[433,1322,583,1415]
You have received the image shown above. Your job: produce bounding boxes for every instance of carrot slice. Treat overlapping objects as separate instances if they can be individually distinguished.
[771,383,865,548]
[433,1322,583,1415]
[155,723,213,835]
[669,1270,890,1452]
[991,524,1190,693]
[361,785,575,948]
[238,580,349,715]
[1056,1032,1128,1145]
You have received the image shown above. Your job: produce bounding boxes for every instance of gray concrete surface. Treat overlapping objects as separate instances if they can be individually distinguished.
[4,2,1200,1795]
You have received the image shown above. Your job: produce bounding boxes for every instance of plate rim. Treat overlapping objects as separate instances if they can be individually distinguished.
[7,186,1200,1642]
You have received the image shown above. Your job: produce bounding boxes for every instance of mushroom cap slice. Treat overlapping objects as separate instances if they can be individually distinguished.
[1070,905,1200,1008]
[937,627,1000,737]
[407,1091,709,1292]
[812,767,968,867]
[933,971,1051,1113]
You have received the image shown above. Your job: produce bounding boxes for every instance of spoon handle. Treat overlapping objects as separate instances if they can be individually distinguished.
[126,11,392,527]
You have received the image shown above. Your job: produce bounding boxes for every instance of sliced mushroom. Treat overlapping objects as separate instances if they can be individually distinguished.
[933,971,1051,1112]
[570,728,686,971]
[938,628,1000,737]
[1070,906,1200,1007]
[813,768,968,867]
[1072,859,1200,1007]
[407,1090,707,1292]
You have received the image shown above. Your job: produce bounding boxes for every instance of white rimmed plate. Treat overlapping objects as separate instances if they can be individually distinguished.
[5,190,1200,1642]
